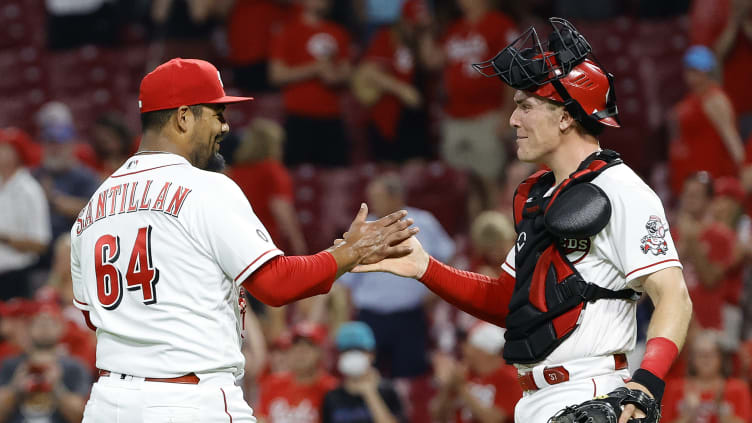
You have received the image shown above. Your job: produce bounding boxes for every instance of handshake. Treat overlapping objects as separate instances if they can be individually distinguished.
[327,203,429,280]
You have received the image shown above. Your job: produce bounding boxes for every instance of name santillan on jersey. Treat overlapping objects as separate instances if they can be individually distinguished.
[75,174,192,236]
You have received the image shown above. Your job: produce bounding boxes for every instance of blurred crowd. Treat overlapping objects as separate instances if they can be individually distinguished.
[1,0,752,422]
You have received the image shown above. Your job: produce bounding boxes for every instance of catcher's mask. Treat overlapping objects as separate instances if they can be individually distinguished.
[472,17,619,135]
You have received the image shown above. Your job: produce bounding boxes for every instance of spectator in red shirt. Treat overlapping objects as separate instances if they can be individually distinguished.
[0,302,91,423]
[229,118,308,255]
[258,322,338,423]
[681,223,738,334]
[691,0,752,138]
[431,322,521,423]
[668,45,745,198]
[421,0,518,215]
[0,128,49,300]
[676,175,744,350]
[711,177,750,245]
[662,331,752,423]
[269,0,352,167]
[352,0,432,162]
[226,0,297,93]
[709,178,748,348]
[0,299,34,363]
[32,297,96,373]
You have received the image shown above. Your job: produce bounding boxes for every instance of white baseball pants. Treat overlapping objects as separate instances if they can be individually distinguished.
[514,355,631,423]
[82,372,256,423]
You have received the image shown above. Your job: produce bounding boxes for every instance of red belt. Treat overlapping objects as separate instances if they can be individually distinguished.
[517,353,628,392]
[98,369,200,384]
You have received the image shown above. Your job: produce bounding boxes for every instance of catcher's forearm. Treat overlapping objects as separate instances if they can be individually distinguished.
[632,267,692,401]
[643,267,692,354]
[419,257,514,327]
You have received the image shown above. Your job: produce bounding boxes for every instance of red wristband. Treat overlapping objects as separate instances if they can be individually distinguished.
[640,337,679,379]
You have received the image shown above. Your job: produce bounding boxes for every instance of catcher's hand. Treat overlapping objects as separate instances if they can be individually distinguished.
[548,387,661,423]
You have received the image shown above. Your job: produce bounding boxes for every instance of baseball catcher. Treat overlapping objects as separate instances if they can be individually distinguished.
[353,16,692,423]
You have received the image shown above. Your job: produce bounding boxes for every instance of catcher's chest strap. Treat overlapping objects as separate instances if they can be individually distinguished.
[517,353,628,392]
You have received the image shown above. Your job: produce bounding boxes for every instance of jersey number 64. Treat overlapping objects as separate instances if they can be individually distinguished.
[94,225,160,310]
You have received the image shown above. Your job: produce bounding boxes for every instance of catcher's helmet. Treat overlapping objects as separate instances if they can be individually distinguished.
[473,18,619,135]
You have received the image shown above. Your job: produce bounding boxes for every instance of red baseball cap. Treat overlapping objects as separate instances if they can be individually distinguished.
[714,177,745,203]
[270,332,294,350]
[292,321,328,346]
[34,301,63,318]
[0,127,41,167]
[0,299,36,318]
[138,58,253,113]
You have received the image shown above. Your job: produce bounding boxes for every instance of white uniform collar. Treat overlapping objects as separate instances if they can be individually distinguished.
[111,152,191,178]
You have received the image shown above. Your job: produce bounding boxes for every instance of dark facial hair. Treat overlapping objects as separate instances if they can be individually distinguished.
[190,133,226,172]
[204,152,226,172]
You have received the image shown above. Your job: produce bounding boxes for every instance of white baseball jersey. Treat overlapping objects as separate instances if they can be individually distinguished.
[71,152,282,378]
[501,162,682,369]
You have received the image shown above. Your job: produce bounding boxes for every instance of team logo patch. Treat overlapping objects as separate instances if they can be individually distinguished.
[640,215,668,255]
[560,238,591,263]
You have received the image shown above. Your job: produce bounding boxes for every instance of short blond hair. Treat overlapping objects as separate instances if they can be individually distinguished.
[470,211,515,250]
[234,118,285,164]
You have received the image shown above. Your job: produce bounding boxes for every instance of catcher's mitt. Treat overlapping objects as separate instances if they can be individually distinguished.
[548,387,661,423]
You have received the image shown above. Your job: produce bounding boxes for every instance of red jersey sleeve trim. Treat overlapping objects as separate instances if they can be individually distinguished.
[234,249,283,282]
[504,260,516,271]
[625,259,682,278]
[73,298,89,306]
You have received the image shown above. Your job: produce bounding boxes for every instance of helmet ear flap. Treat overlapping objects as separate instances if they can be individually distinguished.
[551,80,606,136]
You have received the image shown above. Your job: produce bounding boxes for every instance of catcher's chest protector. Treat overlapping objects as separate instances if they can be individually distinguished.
[504,150,637,364]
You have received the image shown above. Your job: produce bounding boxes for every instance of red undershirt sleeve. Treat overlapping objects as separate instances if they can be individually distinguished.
[419,257,515,327]
[241,251,338,307]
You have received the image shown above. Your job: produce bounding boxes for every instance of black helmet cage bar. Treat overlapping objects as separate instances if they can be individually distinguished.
[472,17,620,135]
